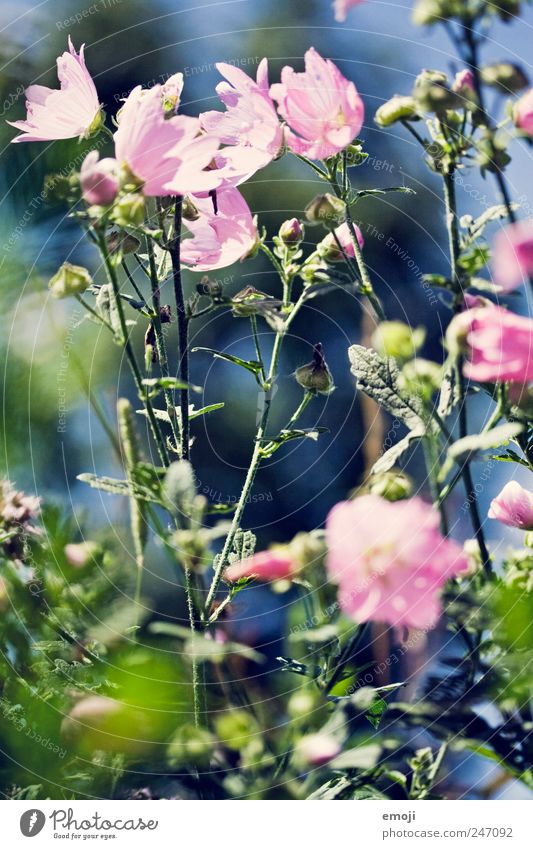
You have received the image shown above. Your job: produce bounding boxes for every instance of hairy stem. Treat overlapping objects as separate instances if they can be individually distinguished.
[169,198,190,460]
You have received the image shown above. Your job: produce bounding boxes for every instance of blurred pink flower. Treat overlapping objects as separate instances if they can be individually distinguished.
[114,85,221,197]
[181,188,258,272]
[80,150,119,205]
[325,495,467,629]
[270,47,364,160]
[319,220,364,261]
[452,69,475,93]
[492,220,533,292]
[333,0,366,21]
[515,88,533,136]
[224,548,296,583]
[488,481,533,530]
[448,306,533,384]
[200,59,282,179]
[295,733,341,766]
[8,38,101,143]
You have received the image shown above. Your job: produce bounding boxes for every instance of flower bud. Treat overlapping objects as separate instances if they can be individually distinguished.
[366,470,413,502]
[412,0,452,25]
[514,88,533,137]
[80,151,119,206]
[295,343,334,394]
[64,541,100,569]
[48,262,92,299]
[112,192,145,228]
[399,358,442,399]
[279,217,304,246]
[107,230,141,256]
[294,733,341,767]
[287,689,318,720]
[481,62,528,93]
[231,286,281,318]
[196,275,224,299]
[414,69,460,114]
[375,95,419,127]
[475,134,511,174]
[305,193,346,226]
[161,72,184,116]
[317,221,364,263]
[182,195,201,221]
[371,321,425,362]
[166,723,215,768]
[215,710,259,752]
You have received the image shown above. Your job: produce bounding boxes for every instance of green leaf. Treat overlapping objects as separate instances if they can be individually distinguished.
[371,425,425,475]
[457,244,490,276]
[142,376,202,395]
[77,472,163,505]
[137,402,224,423]
[491,449,531,468]
[461,203,519,240]
[437,365,458,418]
[422,273,451,289]
[448,422,524,463]
[348,345,427,430]
[162,460,196,515]
[350,187,416,203]
[192,347,264,382]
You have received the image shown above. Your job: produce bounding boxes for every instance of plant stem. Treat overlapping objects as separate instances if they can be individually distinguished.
[250,314,266,381]
[96,231,169,466]
[184,563,200,726]
[441,171,492,573]
[169,197,190,460]
[146,233,181,453]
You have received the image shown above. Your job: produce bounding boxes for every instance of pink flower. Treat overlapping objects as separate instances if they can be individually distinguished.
[114,85,221,197]
[80,150,119,205]
[295,733,341,767]
[453,69,475,93]
[318,221,364,262]
[333,0,366,21]
[224,548,296,583]
[181,188,258,272]
[488,481,533,530]
[270,48,364,160]
[8,37,101,143]
[514,88,533,136]
[492,220,533,293]
[200,59,282,179]
[447,306,533,384]
[325,495,467,629]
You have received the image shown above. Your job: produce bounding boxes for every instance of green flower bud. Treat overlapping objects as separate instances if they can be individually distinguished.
[279,217,304,245]
[399,357,442,399]
[475,133,511,174]
[367,470,413,502]
[287,689,318,720]
[375,95,419,127]
[112,192,145,228]
[231,286,281,318]
[295,343,334,394]
[167,723,215,768]
[305,193,346,226]
[107,230,141,256]
[48,262,92,299]
[215,710,259,752]
[196,275,224,299]
[481,62,529,93]
[182,196,201,221]
[414,69,461,114]
[412,0,464,25]
[371,321,426,362]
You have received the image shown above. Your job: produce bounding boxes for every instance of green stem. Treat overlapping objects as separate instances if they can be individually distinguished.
[146,233,181,453]
[184,564,200,726]
[96,231,169,466]
[169,197,190,461]
[250,314,266,382]
[441,172,491,573]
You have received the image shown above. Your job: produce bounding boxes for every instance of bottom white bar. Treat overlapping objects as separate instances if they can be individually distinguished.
[2,799,531,848]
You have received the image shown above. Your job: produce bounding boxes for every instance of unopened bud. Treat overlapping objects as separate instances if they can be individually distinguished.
[182,196,201,221]
[196,275,223,299]
[414,69,460,114]
[399,358,442,399]
[367,470,413,502]
[375,95,419,127]
[161,72,184,116]
[305,193,346,226]
[64,541,101,569]
[287,690,318,720]
[295,343,334,394]
[215,710,259,752]
[371,321,425,362]
[112,193,145,228]
[107,230,141,256]
[279,217,304,245]
[49,262,92,299]
[481,62,528,93]
[294,733,341,767]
